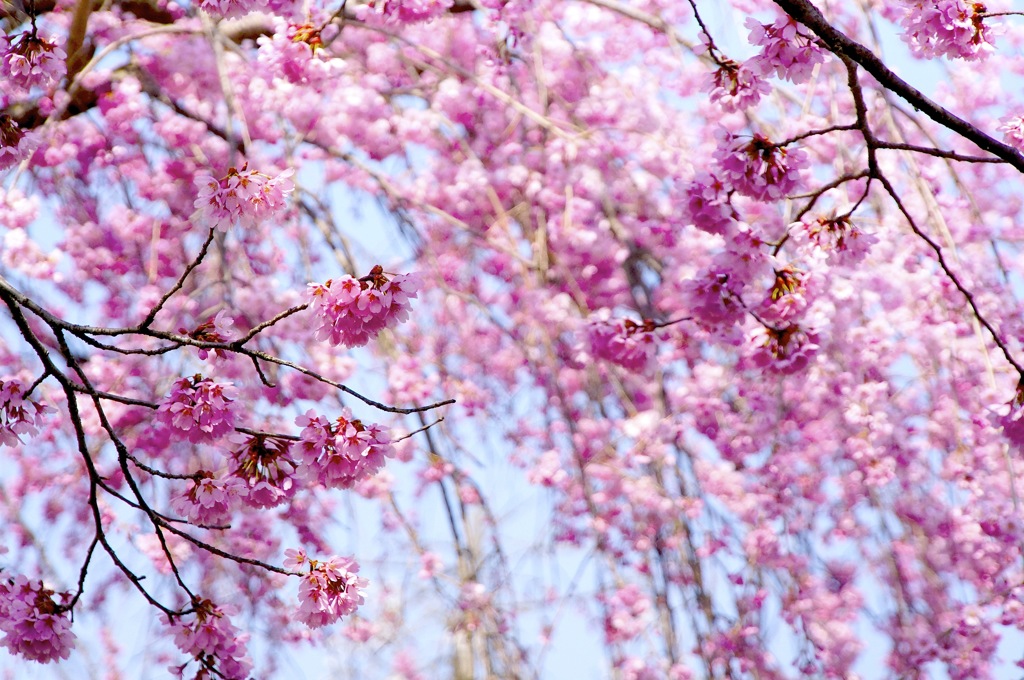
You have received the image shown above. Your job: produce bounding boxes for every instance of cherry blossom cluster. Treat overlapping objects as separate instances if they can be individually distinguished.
[744,16,826,83]
[170,471,244,526]
[193,165,294,232]
[896,0,994,60]
[582,313,659,372]
[705,59,769,112]
[295,409,394,489]
[284,549,367,628]
[748,323,820,374]
[256,20,344,85]
[165,599,252,680]
[0,115,36,171]
[307,266,419,348]
[1,31,66,91]
[713,133,807,202]
[684,171,735,235]
[0,379,50,447]
[229,434,297,508]
[797,214,878,265]
[600,584,650,644]
[157,375,238,443]
[0,575,75,663]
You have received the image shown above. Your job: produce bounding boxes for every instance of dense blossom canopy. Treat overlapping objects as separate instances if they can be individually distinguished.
[3,0,1024,677]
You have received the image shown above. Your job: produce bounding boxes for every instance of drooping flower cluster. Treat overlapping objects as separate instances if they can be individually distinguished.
[705,59,769,111]
[229,434,297,508]
[1,32,66,90]
[0,576,75,663]
[600,584,651,644]
[294,409,394,489]
[157,375,238,442]
[582,313,659,372]
[170,471,245,526]
[745,16,826,83]
[307,266,419,347]
[193,165,294,231]
[0,114,36,171]
[257,20,344,85]
[896,0,994,61]
[0,379,50,447]
[284,549,367,628]
[684,171,735,235]
[165,599,252,680]
[714,133,807,201]
[798,215,877,265]
[749,323,820,374]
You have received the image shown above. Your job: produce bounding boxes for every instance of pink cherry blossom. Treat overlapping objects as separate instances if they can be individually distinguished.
[290,553,367,628]
[1,32,66,90]
[0,576,75,663]
[307,267,419,347]
[745,16,826,83]
[294,409,394,489]
[164,599,252,680]
[581,312,659,372]
[194,165,294,231]
[705,59,770,111]
[897,0,994,60]
[170,471,245,525]
[714,132,807,201]
[0,379,50,447]
[157,375,238,442]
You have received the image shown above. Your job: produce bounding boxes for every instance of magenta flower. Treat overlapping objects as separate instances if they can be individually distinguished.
[158,375,238,442]
[194,165,293,231]
[0,576,75,663]
[307,266,419,347]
